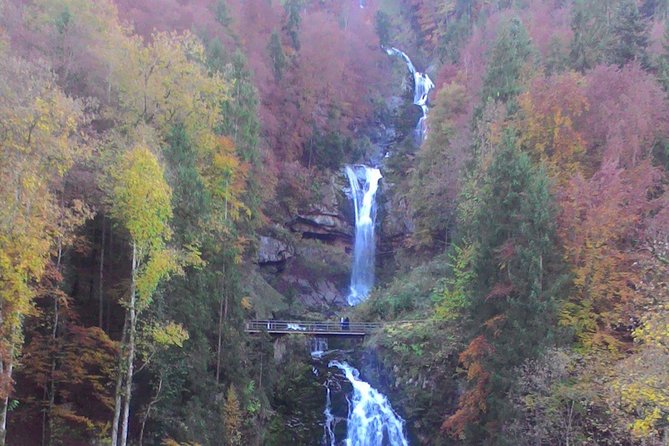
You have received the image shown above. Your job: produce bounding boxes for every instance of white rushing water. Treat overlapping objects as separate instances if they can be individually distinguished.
[324,386,338,446]
[345,165,382,305]
[327,361,409,446]
[384,47,435,141]
[311,337,329,359]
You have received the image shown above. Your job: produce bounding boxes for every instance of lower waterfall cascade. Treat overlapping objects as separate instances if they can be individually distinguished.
[324,361,409,446]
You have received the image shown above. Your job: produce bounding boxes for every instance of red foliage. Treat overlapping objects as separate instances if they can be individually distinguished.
[523,0,572,59]
[442,335,494,435]
[581,63,668,169]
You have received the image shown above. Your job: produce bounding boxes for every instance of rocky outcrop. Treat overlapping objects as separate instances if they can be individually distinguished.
[289,175,354,244]
[283,276,346,308]
[290,213,351,241]
[257,236,295,265]
[378,179,415,258]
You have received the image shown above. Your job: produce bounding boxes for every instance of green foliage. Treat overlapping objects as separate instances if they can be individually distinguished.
[375,10,392,47]
[445,132,567,441]
[653,21,669,93]
[304,128,355,169]
[569,0,608,72]
[268,31,287,81]
[608,0,650,67]
[215,0,231,26]
[433,244,474,321]
[480,17,534,113]
[409,82,467,249]
[283,0,305,50]
[149,321,189,348]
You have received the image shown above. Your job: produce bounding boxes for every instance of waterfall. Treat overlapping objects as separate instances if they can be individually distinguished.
[345,165,382,306]
[384,47,435,141]
[328,361,409,446]
[311,337,329,359]
[324,386,337,446]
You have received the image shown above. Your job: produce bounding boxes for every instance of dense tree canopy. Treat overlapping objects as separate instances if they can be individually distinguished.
[2,0,669,445]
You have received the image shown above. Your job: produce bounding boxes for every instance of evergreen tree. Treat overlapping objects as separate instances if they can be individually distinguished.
[640,0,669,19]
[569,0,607,72]
[375,10,392,48]
[608,0,650,67]
[215,0,231,27]
[208,47,264,228]
[143,126,250,444]
[283,0,304,50]
[479,17,533,114]
[444,132,566,443]
[268,31,287,81]
[654,21,669,91]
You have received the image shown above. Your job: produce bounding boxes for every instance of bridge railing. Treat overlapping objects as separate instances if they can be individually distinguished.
[245,320,383,334]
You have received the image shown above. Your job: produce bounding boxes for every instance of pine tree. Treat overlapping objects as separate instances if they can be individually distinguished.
[640,0,669,19]
[654,21,669,91]
[569,0,607,72]
[608,0,650,67]
[480,17,533,111]
[268,31,287,81]
[444,132,566,442]
[283,0,304,50]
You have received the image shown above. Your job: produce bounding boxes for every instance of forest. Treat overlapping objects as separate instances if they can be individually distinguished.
[0,0,668,445]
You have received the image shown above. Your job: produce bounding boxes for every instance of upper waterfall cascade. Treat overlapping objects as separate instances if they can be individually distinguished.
[326,361,409,446]
[385,47,435,141]
[345,165,382,306]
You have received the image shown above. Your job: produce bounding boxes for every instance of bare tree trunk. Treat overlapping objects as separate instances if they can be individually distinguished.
[106,224,113,332]
[42,238,63,446]
[99,216,106,328]
[216,273,226,383]
[138,375,162,446]
[111,310,129,446]
[0,354,13,446]
[120,242,138,446]
[0,396,6,446]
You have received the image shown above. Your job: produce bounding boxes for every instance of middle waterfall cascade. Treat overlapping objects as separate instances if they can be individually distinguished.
[326,361,409,446]
[384,47,435,141]
[345,165,383,306]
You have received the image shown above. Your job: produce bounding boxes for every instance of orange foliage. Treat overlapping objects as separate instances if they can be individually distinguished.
[442,335,493,435]
[518,72,588,175]
[557,160,662,347]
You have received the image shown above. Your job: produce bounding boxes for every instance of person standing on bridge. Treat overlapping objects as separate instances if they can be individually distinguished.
[343,317,350,331]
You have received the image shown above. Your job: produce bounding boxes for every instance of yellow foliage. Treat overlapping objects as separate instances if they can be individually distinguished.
[162,439,202,446]
[202,136,250,225]
[517,71,588,176]
[223,385,244,446]
[150,322,189,348]
[109,30,228,156]
[0,48,86,389]
[240,296,253,311]
[136,249,180,310]
[110,144,173,256]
